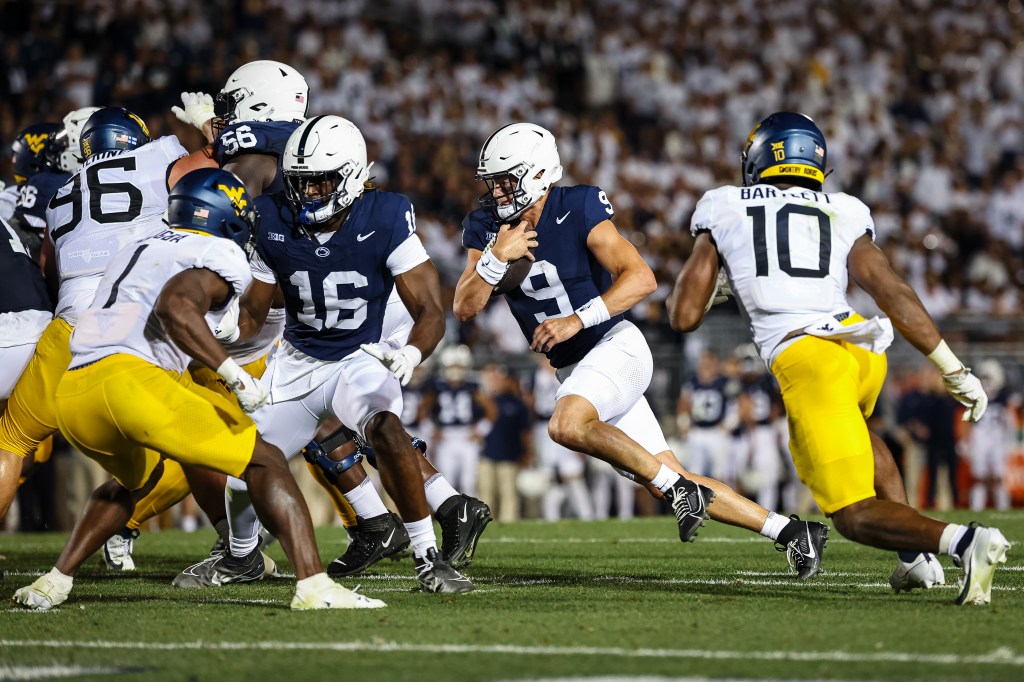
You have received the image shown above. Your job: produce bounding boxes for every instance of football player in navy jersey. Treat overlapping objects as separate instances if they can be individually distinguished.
[456,123,830,577]
[8,122,64,258]
[678,352,733,484]
[174,116,473,594]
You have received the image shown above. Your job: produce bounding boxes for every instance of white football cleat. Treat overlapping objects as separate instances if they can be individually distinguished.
[103,528,139,571]
[889,553,945,593]
[13,574,72,611]
[290,573,387,610]
[956,526,1010,606]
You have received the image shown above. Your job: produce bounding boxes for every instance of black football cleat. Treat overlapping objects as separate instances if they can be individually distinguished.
[436,495,492,570]
[665,477,714,542]
[775,515,829,579]
[414,548,475,594]
[327,512,410,578]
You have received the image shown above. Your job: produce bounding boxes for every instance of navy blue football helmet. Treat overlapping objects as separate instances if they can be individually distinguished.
[79,107,151,159]
[11,122,61,184]
[741,112,827,189]
[167,168,257,249]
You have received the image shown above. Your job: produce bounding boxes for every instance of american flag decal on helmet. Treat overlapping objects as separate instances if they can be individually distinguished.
[193,207,209,225]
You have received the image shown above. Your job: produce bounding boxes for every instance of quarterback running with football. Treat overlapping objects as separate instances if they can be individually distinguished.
[668,111,1010,605]
[454,123,828,575]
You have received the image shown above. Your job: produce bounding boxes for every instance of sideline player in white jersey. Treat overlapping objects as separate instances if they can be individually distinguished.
[173,116,474,594]
[669,111,1009,605]
[0,108,184,530]
[965,360,1018,511]
[456,122,830,577]
[12,168,383,611]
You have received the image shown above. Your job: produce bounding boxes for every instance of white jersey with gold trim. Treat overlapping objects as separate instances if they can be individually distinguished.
[69,229,251,374]
[691,184,876,366]
[47,135,188,325]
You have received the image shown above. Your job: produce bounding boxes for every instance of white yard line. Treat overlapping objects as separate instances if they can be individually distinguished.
[1,639,1022,667]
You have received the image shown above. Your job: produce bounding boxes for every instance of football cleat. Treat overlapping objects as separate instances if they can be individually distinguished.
[327,512,410,578]
[889,553,945,593]
[664,478,714,543]
[955,525,1010,606]
[171,548,267,588]
[102,527,139,571]
[775,515,829,579]
[414,548,475,594]
[290,573,387,610]
[436,495,492,570]
[13,573,71,611]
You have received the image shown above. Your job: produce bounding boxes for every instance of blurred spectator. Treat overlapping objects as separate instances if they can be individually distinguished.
[478,364,532,523]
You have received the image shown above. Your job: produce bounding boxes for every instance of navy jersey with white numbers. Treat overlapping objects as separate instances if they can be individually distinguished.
[742,375,779,426]
[253,189,417,361]
[15,169,70,231]
[1,217,51,314]
[682,376,728,428]
[462,185,622,368]
[213,121,299,195]
[428,378,484,427]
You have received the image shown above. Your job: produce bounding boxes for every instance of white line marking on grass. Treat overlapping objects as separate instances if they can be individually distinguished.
[487,537,803,544]
[0,665,128,680]
[2,640,1023,667]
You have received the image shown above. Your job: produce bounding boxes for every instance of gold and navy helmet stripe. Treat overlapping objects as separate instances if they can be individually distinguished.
[760,163,825,184]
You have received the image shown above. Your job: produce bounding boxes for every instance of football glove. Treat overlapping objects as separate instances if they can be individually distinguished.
[213,298,241,344]
[941,367,988,422]
[360,343,422,387]
[171,91,215,130]
[216,358,269,412]
[703,270,733,314]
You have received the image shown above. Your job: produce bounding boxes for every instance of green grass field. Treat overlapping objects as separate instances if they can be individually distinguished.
[1,511,1021,682]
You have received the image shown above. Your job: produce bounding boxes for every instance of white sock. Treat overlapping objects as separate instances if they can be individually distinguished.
[939,523,967,558]
[404,516,438,558]
[759,511,790,541]
[226,487,261,558]
[344,477,389,519]
[424,473,460,512]
[651,464,681,493]
[45,567,73,591]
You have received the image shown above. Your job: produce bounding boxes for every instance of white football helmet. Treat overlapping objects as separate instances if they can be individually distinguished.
[440,344,473,383]
[977,359,1005,394]
[476,122,563,222]
[49,106,101,173]
[215,60,308,128]
[282,115,370,225]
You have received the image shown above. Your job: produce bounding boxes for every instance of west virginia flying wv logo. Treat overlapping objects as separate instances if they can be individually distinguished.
[217,184,247,216]
[24,133,51,154]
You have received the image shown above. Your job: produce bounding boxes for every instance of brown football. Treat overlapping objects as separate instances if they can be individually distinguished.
[491,249,534,296]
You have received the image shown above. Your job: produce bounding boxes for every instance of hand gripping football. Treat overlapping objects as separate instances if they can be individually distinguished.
[491,249,534,296]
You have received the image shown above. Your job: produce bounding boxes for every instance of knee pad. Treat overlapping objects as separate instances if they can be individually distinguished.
[357,435,426,471]
[301,438,363,484]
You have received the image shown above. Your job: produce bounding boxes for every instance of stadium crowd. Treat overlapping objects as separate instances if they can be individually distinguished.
[2,0,1023,538]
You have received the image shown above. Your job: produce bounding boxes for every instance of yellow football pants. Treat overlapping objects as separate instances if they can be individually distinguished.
[772,333,887,515]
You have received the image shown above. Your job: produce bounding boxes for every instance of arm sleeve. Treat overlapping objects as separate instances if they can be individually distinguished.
[387,234,430,276]
[690,191,717,237]
[197,239,252,298]
[249,249,277,284]
[581,186,615,233]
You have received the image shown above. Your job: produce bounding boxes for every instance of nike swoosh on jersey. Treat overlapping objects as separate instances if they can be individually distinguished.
[556,211,571,224]
[357,231,376,241]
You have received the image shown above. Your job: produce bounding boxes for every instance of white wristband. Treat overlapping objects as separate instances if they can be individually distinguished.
[574,296,611,328]
[927,340,963,375]
[475,248,508,286]
[216,357,244,383]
